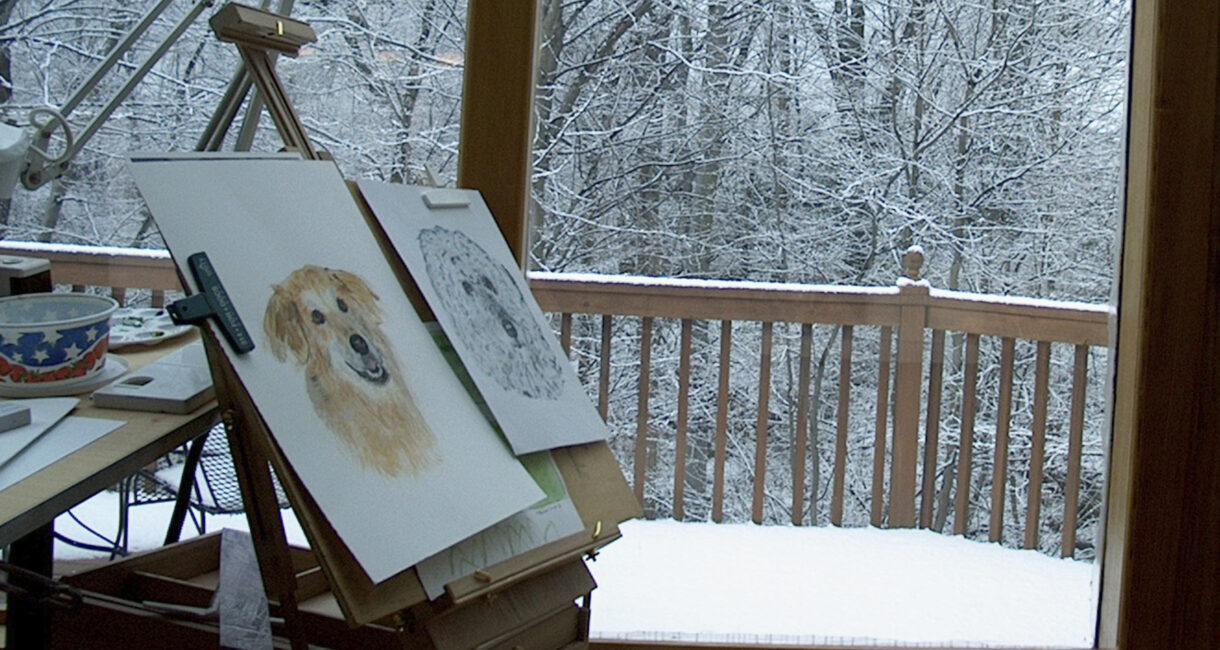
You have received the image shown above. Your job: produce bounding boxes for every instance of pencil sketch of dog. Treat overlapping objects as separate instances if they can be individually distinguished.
[263,265,438,477]
[419,227,564,400]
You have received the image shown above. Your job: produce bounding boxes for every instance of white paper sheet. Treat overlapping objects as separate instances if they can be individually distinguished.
[0,415,123,492]
[0,397,80,470]
[129,157,543,583]
[357,181,609,454]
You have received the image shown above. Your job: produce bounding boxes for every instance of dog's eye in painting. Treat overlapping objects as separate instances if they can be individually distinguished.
[264,264,438,477]
[460,276,498,296]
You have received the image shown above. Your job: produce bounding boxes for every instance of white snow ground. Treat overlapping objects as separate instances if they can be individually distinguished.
[53,494,1097,648]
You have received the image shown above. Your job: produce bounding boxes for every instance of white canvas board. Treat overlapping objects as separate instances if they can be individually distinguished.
[357,181,609,454]
[0,416,121,492]
[415,451,585,599]
[0,398,79,469]
[128,158,543,583]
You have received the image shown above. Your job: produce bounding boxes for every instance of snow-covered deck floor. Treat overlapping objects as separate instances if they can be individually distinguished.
[54,494,1097,648]
[590,519,1096,648]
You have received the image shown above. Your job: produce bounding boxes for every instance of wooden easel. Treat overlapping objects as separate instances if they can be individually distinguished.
[199,334,636,647]
[165,4,640,647]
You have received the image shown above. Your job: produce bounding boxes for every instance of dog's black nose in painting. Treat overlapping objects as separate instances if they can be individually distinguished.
[350,334,370,355]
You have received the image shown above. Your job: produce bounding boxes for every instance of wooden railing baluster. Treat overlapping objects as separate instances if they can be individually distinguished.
[1025,341,1052,549]
[752,322,773,524]
[712,320,732,523]
[955,333,981,535]
[920,329,946,528]
[598,315,612,420]
[1063,345,1089,558]
[634,316,653,506]
[990,337,1017,543]
[872,326,893,527]
[792,323,813,525]
[560,312,573,355]
[832,325,853,527]
[673,319,693,521]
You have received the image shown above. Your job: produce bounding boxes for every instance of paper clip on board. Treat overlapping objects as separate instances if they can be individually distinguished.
[168,251,255,354]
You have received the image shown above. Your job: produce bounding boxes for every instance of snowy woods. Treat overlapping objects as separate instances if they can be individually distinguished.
[0,0,1127,557]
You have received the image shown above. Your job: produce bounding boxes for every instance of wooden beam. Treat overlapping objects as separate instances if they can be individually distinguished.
[1100,0,1220,647]
[458,0,539,267]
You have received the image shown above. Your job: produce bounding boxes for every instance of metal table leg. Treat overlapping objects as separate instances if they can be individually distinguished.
[6,522,54,650]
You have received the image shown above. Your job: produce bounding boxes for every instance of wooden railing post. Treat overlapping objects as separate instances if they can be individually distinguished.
[890,246,930,527]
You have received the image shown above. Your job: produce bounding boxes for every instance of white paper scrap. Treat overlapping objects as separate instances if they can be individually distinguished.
[0,415,123,492]
[0,397,80,470]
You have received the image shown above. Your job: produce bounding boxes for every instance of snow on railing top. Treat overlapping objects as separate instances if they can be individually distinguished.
[0,241,172,260]
[928,288,1112,315]
[531,270,1111,314]
[529,270,900,296]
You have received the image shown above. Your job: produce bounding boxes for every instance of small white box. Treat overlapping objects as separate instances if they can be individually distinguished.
[92,342,214,414]
[0,402,32,432]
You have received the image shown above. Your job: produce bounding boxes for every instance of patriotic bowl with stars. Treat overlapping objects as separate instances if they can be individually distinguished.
[0,293,119,386]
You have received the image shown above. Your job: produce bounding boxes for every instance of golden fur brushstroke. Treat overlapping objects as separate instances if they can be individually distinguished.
[263,265,437,476]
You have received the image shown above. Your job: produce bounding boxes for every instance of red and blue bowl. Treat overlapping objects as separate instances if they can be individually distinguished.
[0,293,118,385]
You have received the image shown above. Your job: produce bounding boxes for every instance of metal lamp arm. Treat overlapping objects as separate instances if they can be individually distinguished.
[20,0,216,189]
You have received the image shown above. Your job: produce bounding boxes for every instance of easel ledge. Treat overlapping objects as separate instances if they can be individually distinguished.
[57,530,601,649]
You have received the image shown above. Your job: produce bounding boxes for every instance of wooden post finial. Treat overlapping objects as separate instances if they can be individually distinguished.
[902,245,925,281]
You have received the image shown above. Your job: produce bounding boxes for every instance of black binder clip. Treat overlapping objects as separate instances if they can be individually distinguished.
[167,252,255,354]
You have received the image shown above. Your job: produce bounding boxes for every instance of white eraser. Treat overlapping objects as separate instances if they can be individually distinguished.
[421,189,472,209]
[0,402,32,432]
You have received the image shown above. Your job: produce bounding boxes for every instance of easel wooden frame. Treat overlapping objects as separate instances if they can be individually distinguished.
[148,4,639,647]
[199,333,636,647]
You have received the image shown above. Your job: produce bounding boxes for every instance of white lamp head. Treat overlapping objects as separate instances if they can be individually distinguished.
[0,123,29,200]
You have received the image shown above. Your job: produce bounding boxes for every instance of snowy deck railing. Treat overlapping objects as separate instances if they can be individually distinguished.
[530,249,1111,558]
[1,242,1112,558]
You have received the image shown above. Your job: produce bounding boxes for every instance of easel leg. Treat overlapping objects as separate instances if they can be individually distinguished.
[6,522,54,650]
[217,412,306,650]
[164,431,208,545]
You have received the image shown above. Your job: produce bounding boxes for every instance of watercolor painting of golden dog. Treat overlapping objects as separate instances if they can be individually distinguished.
[263,265,438,477]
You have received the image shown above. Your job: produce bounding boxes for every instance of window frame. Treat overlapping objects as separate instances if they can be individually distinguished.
[456,1,1220,647]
